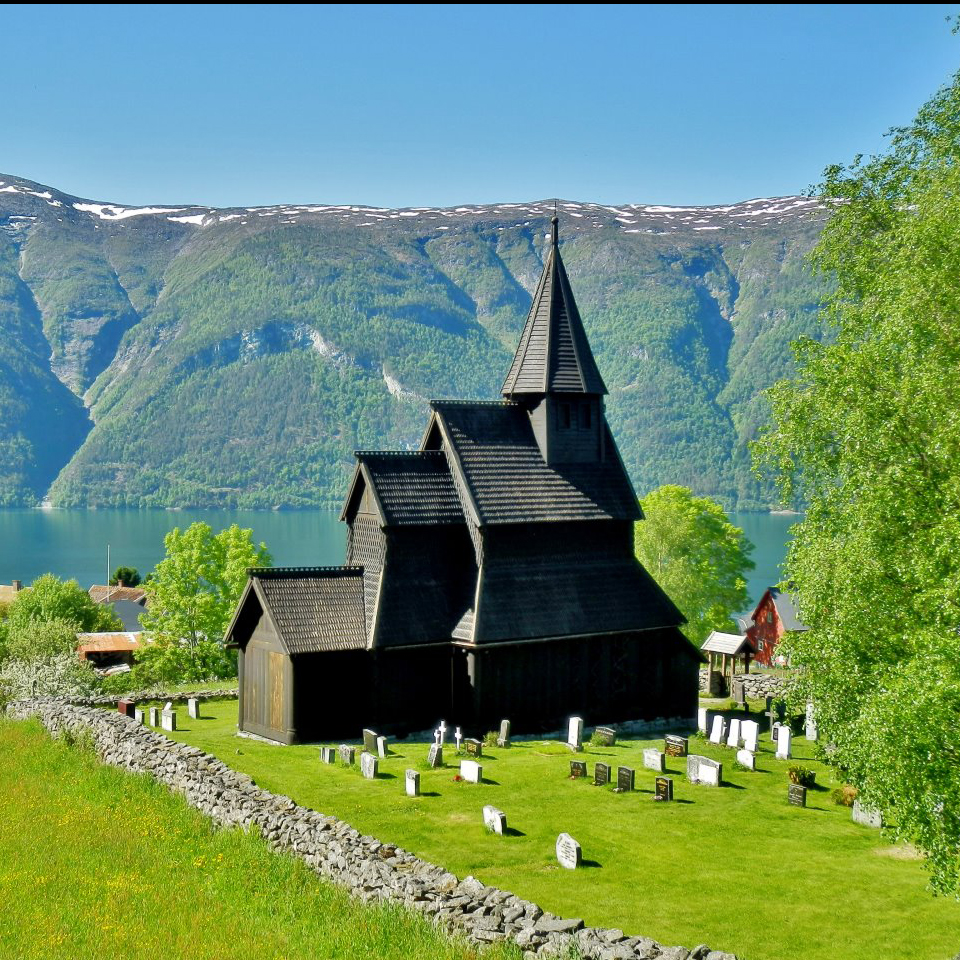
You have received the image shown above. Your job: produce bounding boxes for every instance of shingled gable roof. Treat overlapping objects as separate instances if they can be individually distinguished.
[424,400,641,525]
[340,451,463,527]
[226,567,367,654]
[501,216,607,397]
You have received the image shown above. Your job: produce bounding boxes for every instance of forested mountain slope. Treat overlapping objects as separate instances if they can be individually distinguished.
[0,174,827,509]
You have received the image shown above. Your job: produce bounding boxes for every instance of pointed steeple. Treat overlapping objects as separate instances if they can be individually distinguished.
[501,216,607,398]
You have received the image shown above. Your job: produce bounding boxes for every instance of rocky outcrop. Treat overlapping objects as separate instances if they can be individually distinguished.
[7,698,739,960]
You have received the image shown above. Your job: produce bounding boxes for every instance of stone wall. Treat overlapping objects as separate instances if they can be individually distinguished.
[697,670,788,701]
[72,688,238,707]
[6,698,738,960]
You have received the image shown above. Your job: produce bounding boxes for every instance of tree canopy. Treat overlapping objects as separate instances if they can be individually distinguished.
[633,484,754,646]
[137,523,271,683]
[110,566,141,587]
[753,68,960,894]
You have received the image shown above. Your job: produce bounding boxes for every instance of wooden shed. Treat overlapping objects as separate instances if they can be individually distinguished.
[701,630,756,696]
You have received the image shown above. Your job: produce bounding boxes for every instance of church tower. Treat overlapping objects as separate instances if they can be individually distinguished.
[501,216,607,465]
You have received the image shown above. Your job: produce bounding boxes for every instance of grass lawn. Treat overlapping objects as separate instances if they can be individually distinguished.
[159,700,960,960]
[0,717,520,960]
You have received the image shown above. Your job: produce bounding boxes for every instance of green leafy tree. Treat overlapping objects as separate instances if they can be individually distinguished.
[753,68,960,894]
[109,566,141,587]
[138,523,271,683]
[634,485,754,645]
[6,574,120,640]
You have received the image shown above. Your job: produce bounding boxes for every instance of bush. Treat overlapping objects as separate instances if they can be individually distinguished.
[483,731,499,747]
[788,765,817,787]
[0,653,99,701]
[832,784,858,807]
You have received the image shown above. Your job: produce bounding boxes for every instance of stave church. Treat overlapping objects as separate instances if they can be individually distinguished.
[225,218,701,744]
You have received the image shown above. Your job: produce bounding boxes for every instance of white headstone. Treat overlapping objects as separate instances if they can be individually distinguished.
[736,748,756,771]
[187,698,200,720]
[567,717,584,752]
[163,701,173,714]
[687,754,722,786]
[320,747,335,764]
[360,751,379,779]
[852,799,882,828]
[741,719,760,753]
[556,832,582,869]
[133,708,145,724]
[483,805,507,834]
[697,706,709,733]
[338,744,355,765]
[460,759,482,783]
[148,706,160,726]
[709,715,726,745]
[436,719,448,746]
[776,726,793,759]
[376,735,387,758]
[726,718,741,749]
[455,727,463,752]
[497,719,511,747]
[161,710,177,732]
[427,743,443,768]
[405,769,420,797]
[805,702,819,741]
[642,748,666,773]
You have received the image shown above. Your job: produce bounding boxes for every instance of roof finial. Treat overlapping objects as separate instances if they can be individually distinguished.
[551,203,559,248]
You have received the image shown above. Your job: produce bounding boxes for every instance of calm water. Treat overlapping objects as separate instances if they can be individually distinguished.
[0,508,799,607]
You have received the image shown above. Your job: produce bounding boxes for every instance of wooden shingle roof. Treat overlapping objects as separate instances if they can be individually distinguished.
[428,401,640,524]
[348,451,463,526]
[251,567,367,654]
[501,217,607,398]
[702,631,755,656]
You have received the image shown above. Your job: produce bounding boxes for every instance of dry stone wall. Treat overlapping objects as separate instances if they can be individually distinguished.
[6,698,739,960]
[697,670,788,700]
[72,688,238,707]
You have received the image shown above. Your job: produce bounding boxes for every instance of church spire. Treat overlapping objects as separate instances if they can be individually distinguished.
[501,216,607,398]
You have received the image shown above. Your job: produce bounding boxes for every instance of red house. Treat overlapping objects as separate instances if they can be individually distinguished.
[745,586,808,667]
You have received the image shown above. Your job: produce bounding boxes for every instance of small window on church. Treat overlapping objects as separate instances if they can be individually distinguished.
[581,403,592,429]
[560,403,571,429]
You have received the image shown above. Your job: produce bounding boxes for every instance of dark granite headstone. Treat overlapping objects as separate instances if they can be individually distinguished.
[593,762,610,787]
[569,760,588,779]
[788,784,807,807]
[615,766,635,792]
[465,738,483,758]
[594,725,617,746]
[655,776,674,802]
[665,734,688,757]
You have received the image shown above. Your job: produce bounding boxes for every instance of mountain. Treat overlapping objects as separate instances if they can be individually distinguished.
[0,174,828,510]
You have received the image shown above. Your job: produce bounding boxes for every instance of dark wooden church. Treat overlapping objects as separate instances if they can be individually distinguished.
[225,219,701,744]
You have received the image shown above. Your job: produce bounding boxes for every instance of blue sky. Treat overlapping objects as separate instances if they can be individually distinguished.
[2,4,958,207]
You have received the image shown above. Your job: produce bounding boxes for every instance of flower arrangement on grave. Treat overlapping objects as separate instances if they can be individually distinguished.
[787,765,816,787]
[452,774,463,782]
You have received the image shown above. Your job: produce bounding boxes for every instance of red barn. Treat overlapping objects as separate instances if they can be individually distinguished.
[745,586,807,667]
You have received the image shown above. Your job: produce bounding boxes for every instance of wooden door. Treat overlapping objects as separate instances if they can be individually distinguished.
[269,651,284,732]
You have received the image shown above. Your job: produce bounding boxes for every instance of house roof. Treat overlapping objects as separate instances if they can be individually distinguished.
[89,585,148,606]
[110,598,147,632]
[427,401,640,525]
[702,631,755,656]
[752,586,808,632]
[501,217,607,397]
[236,567,368,655]
[77,632,143,655]
[343,451,464,526]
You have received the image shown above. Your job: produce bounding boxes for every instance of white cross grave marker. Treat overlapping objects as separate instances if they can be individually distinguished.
[455,727,463,752]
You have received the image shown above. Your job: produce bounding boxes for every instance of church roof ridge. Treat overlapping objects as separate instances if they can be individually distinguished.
[248,566,364,578]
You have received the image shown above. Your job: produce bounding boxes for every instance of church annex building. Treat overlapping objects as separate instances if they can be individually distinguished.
[225,218,702,744]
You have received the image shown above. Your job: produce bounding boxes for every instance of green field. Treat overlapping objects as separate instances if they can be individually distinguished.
[0,717,520,960]
[156,700,960,960]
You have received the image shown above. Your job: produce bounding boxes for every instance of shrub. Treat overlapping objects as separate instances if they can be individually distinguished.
[788,765,817,787]
[832,784,858,807]
[483,730,499,747]
[0,652,99,701]
[588,730,607,747]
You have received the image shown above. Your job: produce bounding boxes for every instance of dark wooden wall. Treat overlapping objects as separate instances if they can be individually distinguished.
[239,612,294,743]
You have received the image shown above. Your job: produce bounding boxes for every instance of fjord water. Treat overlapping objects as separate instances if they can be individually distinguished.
[0,508,798,610]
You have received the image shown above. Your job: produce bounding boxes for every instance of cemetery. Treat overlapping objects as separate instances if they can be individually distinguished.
[63,692,958,960]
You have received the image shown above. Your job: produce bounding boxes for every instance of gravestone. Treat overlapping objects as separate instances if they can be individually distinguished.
[687,755,722,786]
[427,744,443,768]
[360,751,379,779]
[339,744,356,766]
[707,669,726,697]
[594,725,616,747]
[642,748,665,773]
[776,726,793,760]
[362,728,378,754]
[118,698,135,717]
[726,718,741,749]
[852,799,882,828]
[731,677,747,708]
[764,696,779,739]
[736,748,756,771]
[133,708,145,725]
[709,715,727,745]
[163,700,173,714]
[566,716,584,752]
[320,747,335,764]
[376,735,388,758]
[161,709,177,732]
[464,738,483,758]
[569,760,588,779]
[455,727,463,752]
[805,702,819,741]
[771,721,783,742]
[655,776,674,802]
[665,734,688,757]
[148,706,160,726]
[593,762,610,787]
[460,759,482,783]
[187,698,200,720]
[697,706,710,734]
[741,720,760,753]
[615,766,635,792]
[483,805,507,834]
[788,784,807,807]
[497,719,511,748]
[435,720,448,746]
[555,832,582,870]
[405,769,420,797]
